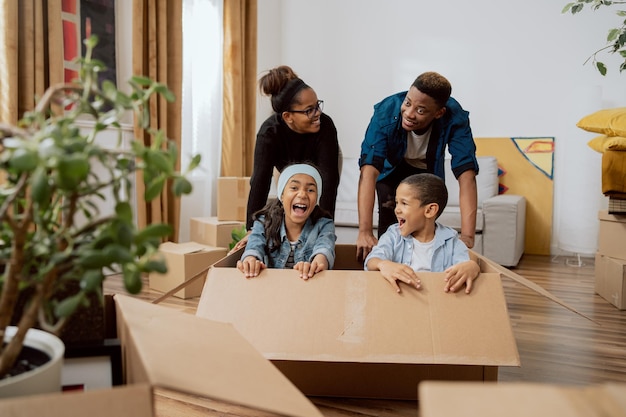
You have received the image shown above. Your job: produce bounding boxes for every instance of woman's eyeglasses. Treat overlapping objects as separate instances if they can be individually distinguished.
[288,100,324,119]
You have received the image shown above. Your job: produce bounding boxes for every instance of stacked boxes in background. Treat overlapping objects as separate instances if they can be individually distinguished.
[190,217,245,249]
[217,177,251,222]
[148,242,227,299]
[148,177,250,300]
[595,210,626,309]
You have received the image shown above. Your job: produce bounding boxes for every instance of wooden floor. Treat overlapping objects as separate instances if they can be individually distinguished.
[103,253,626,416]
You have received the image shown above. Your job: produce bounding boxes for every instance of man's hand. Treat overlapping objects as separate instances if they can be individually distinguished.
[444,260,480,294]
[459,234,475,249]
[356,230,378,262]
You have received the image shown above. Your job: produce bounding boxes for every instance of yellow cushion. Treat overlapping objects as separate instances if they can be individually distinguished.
[606,136,626,151]
[577,107,626,137]
[587,135,608,153]
[587,135,626,153]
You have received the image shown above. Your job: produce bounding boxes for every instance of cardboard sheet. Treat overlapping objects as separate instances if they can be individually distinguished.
[419,381,626,417]
[114,294,323,417]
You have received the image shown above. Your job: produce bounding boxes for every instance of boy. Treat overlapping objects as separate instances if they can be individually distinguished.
[364,173,479,294]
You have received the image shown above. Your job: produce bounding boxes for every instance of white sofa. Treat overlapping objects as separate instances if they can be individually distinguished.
[335,156,526,267]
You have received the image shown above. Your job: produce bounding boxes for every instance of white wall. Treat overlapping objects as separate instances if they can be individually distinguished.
[257,0,626,256]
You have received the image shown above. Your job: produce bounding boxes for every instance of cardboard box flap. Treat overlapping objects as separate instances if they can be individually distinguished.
[114,294,322,417]
[471,250,598,323]
[0,384,154,417]
[197,268,519,367]
[419,381,626,417]
[159,241,215,255]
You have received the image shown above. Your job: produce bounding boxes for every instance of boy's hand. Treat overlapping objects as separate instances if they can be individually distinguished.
[294,254,329,280]
[237,255,266,278]
[444,260,480,294]
[378,260,421,293]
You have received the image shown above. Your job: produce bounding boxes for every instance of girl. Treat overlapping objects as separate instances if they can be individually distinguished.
[238,164,336,280]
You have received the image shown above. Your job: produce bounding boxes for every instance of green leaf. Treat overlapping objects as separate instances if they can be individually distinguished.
[55,154,90,189]
[30,167,52,205]
[135,223,173,243]
[608,28,620,41]
[55,293,86,318]
[104,244,134,264]
[145,176,166,201]
[78,250,113,269]
[172,177,193,196]
[562,3,574,13]
[9,147,39,172]
[188,154,202,171]
[143,259,168,274]
[597,61,608,75]
[131,75,154,86]
[115,202,133,222]
[146,150,173,175]
[123,267,143,294]
[80,270,104,292]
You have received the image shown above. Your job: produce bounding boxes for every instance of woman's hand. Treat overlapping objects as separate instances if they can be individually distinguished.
[228,231,251,255]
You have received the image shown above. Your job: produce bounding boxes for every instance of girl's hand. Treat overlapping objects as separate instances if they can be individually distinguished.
[237,255,266,278]
[294,254,329,280]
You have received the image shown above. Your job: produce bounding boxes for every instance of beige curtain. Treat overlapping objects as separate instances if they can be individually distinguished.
[132,0,183,241]
[0,0,63,125]
[222,0,257,177]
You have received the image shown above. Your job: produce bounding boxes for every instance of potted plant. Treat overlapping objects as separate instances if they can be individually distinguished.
[0,36,200,387]
[563,0,626,75]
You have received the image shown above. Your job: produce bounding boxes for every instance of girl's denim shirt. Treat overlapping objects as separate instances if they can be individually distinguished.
[364,222,469,271]
[242,215,336,269]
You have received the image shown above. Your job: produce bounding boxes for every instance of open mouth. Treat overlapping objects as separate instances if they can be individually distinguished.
[293,203,308,215]
[398,218,406,227]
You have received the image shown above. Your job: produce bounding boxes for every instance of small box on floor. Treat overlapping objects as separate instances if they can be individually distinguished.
[190,217,245,248]
[598,210,626,260]
[149,242,227,299]
[217,177,250,222]
[595,252,626,310]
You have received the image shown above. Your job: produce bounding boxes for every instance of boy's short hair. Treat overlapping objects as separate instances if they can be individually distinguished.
[400,173,448,219]
[411,72,452,108]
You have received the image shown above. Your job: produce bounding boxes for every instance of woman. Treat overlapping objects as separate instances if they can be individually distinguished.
[234,65,340,251]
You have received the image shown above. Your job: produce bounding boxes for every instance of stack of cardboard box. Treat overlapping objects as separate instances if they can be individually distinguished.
[595,210,626,309]
[147,177,250,299]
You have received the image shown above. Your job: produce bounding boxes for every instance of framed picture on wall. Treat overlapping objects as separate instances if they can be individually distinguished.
[61,338,123,392]
[62,0,117,86]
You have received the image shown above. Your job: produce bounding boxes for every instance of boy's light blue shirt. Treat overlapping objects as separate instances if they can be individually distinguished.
[242,215,336,269]
[364,222,469,271]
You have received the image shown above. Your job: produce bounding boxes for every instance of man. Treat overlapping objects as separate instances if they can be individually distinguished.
[356,71,478,261]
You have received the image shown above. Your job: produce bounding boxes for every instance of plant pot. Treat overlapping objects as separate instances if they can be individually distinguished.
[0,326,65,398]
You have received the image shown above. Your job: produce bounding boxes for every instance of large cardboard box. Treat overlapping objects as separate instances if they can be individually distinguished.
[419,381,626,417]
[148,242,227,299]
[196,244,520,400]
[217,177,250,222]
[595,252,626,310]
[0,295,322,417]
[190,216,245,248]
[598,210,626,260]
